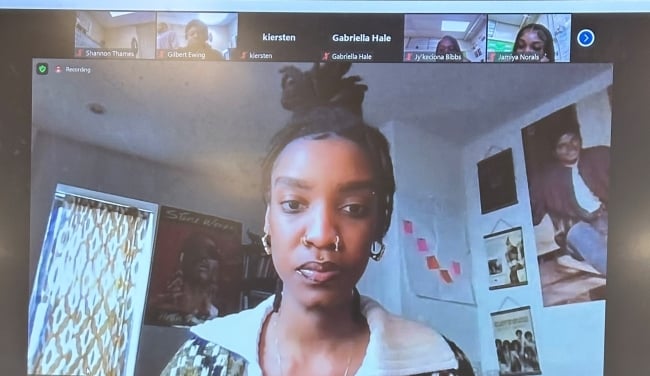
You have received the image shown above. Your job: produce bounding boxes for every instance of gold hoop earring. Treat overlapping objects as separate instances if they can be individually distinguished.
[262,232,272,255]
[370,241,385,261]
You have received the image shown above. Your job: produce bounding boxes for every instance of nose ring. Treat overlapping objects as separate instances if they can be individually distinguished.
[300,235,341,252]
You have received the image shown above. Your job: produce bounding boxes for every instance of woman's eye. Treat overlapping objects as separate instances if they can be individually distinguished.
[280,200,305,212]
[342,203,368,217]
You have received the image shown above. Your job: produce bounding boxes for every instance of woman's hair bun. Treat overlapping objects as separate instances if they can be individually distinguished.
[279,62,368,117]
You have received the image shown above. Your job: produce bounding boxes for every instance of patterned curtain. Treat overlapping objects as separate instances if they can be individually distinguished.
[28,196,151,376]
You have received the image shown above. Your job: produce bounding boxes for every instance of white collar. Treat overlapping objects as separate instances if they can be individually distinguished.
[191,295,458,376]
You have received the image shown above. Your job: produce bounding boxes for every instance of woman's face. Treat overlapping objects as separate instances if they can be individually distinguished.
[193,251,219,283]
[265,136,378,309]
[184,238,219,284]
[555,132,582,165]
[437,38,459,55]
[514,30,547,60]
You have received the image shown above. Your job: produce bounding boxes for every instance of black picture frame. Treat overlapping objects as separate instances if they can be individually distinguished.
[478,148,518,214]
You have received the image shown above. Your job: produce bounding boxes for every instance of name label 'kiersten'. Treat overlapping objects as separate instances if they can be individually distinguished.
[262,33,297,42]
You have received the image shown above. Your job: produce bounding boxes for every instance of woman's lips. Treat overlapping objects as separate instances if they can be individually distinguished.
[296,261,341,283]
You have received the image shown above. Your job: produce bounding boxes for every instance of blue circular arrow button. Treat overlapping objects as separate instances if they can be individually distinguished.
[577,29,595,47]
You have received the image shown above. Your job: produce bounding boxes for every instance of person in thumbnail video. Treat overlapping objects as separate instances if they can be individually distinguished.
[162,62,475,376]
[177,19,224,60]
[530,130,609,275]
[512,23,555,62]
[148,232,221,326]
[435,35,471,62]
[157,22,179,50]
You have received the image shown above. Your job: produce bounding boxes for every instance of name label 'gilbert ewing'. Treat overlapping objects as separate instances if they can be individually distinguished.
[331,33,392,43]
[262,33,297,42]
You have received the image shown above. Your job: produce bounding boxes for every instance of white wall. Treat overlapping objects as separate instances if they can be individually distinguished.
[207,25,233,52]
[357,124,404,315]
[461,69,611,376]
[359,121,481,371]
[77,11,105,45]
[136,23,157,59]
[576,90,612,147]
[105,25,138,49]
[30,131,266,376]
[104,23,157,59]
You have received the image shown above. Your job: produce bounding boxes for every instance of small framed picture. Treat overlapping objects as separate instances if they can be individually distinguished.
[485,227,527,290]
[491,306,542,375]
[477,148,518,214]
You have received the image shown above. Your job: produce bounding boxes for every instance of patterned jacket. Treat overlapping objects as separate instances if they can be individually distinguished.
[161,296,474,376]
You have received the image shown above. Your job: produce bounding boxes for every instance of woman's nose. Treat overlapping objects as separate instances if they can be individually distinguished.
[302,204,339,251]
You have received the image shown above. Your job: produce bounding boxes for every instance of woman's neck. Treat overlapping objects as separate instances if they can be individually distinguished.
[183,280,211,295]
[259,293,370,376]
[275,294,367,347]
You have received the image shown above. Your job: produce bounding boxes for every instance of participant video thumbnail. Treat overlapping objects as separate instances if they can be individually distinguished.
[403,14,487,63]
[74,11,156,59]
[156,12,238,61]
[487,14,571,63]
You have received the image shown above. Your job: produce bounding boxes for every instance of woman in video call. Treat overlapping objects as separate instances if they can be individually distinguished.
[162,62,474,376]
[435,35,470,62]
[511,23,555,62]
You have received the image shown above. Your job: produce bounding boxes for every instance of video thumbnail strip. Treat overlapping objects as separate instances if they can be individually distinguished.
[72,11,573,63]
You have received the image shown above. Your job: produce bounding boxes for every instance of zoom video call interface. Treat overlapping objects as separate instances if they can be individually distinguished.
[19,9,649,376]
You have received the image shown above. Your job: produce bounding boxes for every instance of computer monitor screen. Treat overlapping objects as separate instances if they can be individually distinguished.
[1,3,649,376]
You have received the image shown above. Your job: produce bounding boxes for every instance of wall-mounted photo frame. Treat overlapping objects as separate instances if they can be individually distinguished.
[521,101,609,307]
[491,306,542,376]
[485,226,527,290]
[477,148,518,214]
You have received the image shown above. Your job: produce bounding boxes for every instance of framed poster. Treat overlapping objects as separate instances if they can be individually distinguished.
[491,306,542,375]
[477,148,518,214]
[144,206,242,327]
[521,101,610,307]
[485,227,527,290]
